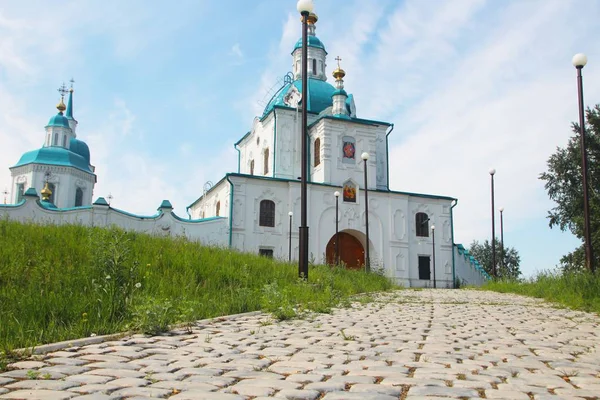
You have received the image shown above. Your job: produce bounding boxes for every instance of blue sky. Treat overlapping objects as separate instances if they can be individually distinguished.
[1,0,598,277]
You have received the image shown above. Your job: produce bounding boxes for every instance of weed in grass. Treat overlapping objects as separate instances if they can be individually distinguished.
[339,329,356,341]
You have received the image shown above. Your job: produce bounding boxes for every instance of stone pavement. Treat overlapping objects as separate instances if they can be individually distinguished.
[1,289,599,400]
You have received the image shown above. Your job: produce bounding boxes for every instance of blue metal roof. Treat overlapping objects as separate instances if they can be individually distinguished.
[12,146,94,173]
[263,78,336,116]
[46,112,70,128]
[69,138,91,164]
[66,90,74,120]
[293,36,327,53]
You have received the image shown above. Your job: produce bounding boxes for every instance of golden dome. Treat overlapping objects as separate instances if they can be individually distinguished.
[301,12,318,24]
[333,67,346,80]
[56,97,66,113]
[41,182,52,201]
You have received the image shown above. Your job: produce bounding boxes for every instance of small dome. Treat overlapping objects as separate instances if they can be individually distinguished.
[69,138,91,164]
[332,67,346,80]
[292,35,327,53]
[47,113,70,128]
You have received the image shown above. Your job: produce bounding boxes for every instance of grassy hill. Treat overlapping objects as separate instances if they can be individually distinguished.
[0,219,395,354]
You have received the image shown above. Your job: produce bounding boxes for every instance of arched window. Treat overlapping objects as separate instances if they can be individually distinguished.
[62,135,67,147]
[259,200,275,227]
[75,188,83,207]
[53,134,58,146]
[216,201,220,217]
[47,183,56,205]
[416,212,429,237]
[250,159,255,175]
[312,59,317,75]
[314,138,321,167]
[263,148,269,175]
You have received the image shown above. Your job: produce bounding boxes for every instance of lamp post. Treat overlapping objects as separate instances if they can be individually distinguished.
[288,211,293,262]
[489,168,496,278]
[499,207,504,277]
[572,53,595,273]
[2,188,8,204]
[107,193,113,206]
[431,225,436,289]
[334,191,340,266]
[297,0,313,280]
[361,152,370,272]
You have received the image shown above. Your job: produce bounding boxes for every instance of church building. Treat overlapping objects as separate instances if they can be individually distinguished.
[187,13,463,288]
[2,11,488,288]
[9,84,96,209]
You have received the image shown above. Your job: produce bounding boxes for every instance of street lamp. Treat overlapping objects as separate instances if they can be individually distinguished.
[362,152,370,272]
[288,211,293,262]
[297,0,313,280]
[499,207,504,276]
[572,53,595,273]
[489,168,496,278]
[2,188,8,204]
[431,225,436,289]
[334,191,340,266]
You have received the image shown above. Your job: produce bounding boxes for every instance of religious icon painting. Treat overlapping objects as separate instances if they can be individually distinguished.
[343,141,355,159]
[343,182,356,203]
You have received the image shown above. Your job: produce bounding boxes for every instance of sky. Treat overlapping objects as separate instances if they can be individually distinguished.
[1,0,598,277]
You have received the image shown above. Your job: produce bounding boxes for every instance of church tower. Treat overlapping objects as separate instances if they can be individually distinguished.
[9,83,96,208]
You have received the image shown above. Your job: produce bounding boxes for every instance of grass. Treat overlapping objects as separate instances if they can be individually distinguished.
[481,270,600,313]
[0,219,395,357]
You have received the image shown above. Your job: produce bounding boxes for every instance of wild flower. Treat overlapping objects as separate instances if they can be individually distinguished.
[105,275,111,280]
[135,282,142,288]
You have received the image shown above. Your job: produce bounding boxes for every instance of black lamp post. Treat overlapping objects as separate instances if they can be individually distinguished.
[288,211,293,262]
[499,207,504,276]
[361,152,370,272]
[489,168,496,278]
[431,224,436,288]
[297,0,313,280]
[572,53,595,273]
[334,191,340,265]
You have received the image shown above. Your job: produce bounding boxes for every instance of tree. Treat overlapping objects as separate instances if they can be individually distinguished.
[539,105,600,272]
[469,238,521,279]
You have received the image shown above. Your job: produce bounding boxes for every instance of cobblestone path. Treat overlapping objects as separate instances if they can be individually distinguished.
[1,289,599,400]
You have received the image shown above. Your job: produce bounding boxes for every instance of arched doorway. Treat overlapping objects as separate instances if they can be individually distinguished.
[326,232,365,269]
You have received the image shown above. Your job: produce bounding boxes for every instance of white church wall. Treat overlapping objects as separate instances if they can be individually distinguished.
[454,244,490,286]
[10,164,95,208]
[0,192,228,246]
[189,178,230,220]
[223,174,485,287]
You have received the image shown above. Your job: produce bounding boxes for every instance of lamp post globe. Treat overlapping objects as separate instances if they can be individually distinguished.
[572,53,587,68]
[297,0,313,13]
[361,152,370,161]
[489,168,496,176]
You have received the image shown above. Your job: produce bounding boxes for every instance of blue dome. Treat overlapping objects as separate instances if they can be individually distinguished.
[12,146,93,174]
[47,113,70,128]
[69,138,91,164]
[293,36,327,53]
[263,78,336,116]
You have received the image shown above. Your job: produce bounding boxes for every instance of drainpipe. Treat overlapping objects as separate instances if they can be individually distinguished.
[272,109,277,177]
[225,175,234,248]
[186,205,191,220]
[450,198,458,288]
[234,143,241,174]
[385,124,394,190]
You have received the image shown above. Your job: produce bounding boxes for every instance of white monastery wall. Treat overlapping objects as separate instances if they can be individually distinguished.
[0,191,228,246]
